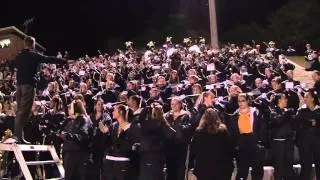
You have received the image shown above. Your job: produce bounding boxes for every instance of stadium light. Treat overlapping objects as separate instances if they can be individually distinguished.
[208,0,218,49]
[0,39,11,48]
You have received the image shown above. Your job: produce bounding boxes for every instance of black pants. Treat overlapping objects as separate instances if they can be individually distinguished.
[102,160,132,180]
[139,161,165,180]
[15,84,35,140]
[63,151,89,180]
[236,135,264,180]
[166,152,187,180]
[195,168,233,180]
[196,174,232,180]
[299,135,320,180]
[88,149,104,180]
[271,140,296,180]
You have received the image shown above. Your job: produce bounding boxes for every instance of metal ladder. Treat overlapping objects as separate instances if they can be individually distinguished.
[0,143,64,180]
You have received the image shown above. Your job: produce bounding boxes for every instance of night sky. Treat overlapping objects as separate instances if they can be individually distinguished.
[1,0,289,57]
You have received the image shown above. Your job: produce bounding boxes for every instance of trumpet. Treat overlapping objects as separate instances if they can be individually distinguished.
[103,101,127,109]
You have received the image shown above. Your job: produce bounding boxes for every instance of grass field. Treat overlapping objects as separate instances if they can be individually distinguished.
[288,56,305,67]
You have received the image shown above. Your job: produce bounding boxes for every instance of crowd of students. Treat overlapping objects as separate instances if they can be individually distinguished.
[1,37,320,180]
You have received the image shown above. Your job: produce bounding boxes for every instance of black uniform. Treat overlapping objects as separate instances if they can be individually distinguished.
[90,113,112,180]
[225,97,239,129]
[164,111,193,180]
[191,104,223,130]
[102,122,141,180]
[190,129,234,180]
[296,105,320,180]
[269,107,296,180]
[137,107,176,180]
[62,115,93,180]
[83,92,94,115]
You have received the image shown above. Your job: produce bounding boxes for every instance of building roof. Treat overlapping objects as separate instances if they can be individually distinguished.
[0,26,46,51]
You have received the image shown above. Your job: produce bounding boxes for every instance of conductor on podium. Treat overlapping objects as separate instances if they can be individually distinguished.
[10,36,68,144]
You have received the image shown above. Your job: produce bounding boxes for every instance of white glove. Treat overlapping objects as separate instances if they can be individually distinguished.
[105,103,113,109]
[261,93,267,99]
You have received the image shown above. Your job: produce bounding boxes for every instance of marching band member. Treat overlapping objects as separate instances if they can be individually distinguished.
[41,82,57,101]
[190,108,234,180]
[156,76,172,99]
[305,44,314,56]
[80,82,94,115]
[90,99,112,180]
[225,85,242,112]
[128,95,145,123]
[168,70,180,85]
[296,90,320,180]
[224,85,243,132]
[269,93,296,180]
[99,104,141,180]
[61,100,93,180]
[127,80,138,92]
[164,97,193,180]
[146,86,164,106]
[207,74,228,97]
[185,83,202,110]
[264,68,276,85]
[231,73,251,93]
[101,80,119,103]
[138,103,176,180]
[231,93,267,180]
[183,75,201,95]
[253,78,270,94]
[271,77,300,110]
[192,91,225,128]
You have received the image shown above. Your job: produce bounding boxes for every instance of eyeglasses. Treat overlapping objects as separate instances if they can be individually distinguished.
[238,100,247,103]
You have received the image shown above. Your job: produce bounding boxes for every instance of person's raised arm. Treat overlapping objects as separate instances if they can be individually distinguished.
[32,51,68,64]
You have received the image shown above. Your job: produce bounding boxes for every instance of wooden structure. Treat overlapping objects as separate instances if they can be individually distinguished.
[0,143,64,180]
[0,26,46,61]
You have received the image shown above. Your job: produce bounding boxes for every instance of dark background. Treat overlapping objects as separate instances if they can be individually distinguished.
[1,0,319,57]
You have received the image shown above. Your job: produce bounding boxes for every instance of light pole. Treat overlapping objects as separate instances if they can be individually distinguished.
[208,0,219,49]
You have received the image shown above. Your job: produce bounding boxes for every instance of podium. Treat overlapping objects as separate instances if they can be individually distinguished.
[0,143,64,180]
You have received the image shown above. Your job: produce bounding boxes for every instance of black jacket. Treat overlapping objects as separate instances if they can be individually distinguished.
[136,107,176,163]
[11,49,66,86]
[103,122,141,159]
[269,107,296,140]
[230,107,267,146]
[62,115,93,152]
[296,105,320,137]
[190,129,234,179]
[164,111,193,147]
